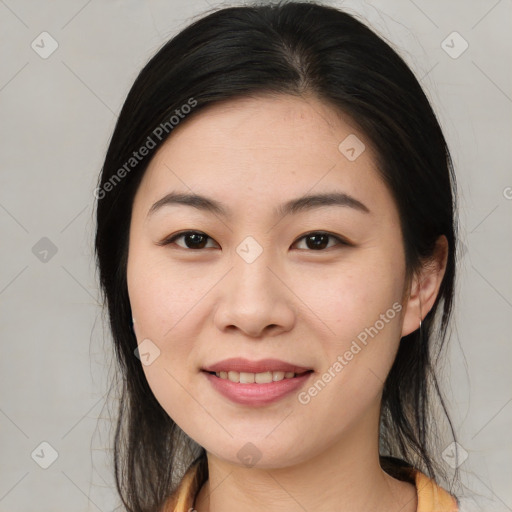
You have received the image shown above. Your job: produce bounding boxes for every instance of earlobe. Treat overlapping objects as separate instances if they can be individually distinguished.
[400,235,449,337]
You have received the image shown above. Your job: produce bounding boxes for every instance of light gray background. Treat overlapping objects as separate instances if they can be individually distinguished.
[0,0,511,510]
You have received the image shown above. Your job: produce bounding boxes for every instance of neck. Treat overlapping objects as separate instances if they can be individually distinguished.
[193,406,417,512]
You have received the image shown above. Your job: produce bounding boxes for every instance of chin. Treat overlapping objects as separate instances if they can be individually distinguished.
[202,435,314,470]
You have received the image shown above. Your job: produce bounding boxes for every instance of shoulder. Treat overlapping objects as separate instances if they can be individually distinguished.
[413,469,459,512]
[381,457,458,512]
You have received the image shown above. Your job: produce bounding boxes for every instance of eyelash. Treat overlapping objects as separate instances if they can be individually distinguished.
[157,230,352,251]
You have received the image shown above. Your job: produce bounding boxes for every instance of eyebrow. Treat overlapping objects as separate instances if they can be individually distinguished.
[147,190,370,219]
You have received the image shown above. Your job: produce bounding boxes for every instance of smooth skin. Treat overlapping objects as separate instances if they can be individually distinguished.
[126,93,448,512]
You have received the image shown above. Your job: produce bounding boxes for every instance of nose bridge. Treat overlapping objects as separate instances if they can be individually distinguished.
[231,236,278,300]
[212,236,295,336]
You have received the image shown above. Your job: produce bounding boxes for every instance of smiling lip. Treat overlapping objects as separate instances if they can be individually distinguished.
[202,358,313,406]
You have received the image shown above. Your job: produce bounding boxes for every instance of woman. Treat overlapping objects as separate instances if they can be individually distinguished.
[95,2,460,511]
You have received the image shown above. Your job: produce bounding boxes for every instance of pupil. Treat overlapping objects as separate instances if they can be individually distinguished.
[307,234,328,250]
[187,233,207,249]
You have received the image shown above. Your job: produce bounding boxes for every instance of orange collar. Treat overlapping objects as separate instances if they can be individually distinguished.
[413,469,458,512]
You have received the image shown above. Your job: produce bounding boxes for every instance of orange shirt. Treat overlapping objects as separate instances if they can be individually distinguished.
[162,460,458,512]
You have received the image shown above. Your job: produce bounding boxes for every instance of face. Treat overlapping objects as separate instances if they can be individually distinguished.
[127,94,414,468]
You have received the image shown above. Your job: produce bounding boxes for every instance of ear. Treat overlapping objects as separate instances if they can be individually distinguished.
[401,235,449,337]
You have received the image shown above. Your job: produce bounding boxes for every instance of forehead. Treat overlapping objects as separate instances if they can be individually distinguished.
[134,94,396,222]
[150,93,364,167]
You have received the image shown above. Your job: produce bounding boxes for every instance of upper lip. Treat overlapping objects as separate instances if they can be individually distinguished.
[202,358,312,374]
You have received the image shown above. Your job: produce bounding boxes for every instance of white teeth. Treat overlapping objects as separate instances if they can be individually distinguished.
[255,371,273,384]
[239,372,255,384]
[214,370,299,383]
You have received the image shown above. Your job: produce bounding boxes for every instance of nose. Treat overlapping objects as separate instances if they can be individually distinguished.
[213,249,296,338]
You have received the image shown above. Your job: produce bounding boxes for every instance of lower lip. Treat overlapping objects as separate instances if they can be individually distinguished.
[203,371,313,406]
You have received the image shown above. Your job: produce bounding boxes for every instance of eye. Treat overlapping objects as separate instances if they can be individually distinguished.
[158,230,351,251]
[292,231,350,251]
[158,230,219,250]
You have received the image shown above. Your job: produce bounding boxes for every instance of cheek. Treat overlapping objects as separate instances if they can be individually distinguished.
[127,247,206,340]
[292,253,405,342]
[293,252,406,403]
[127,253,207,432]
[127,248,223,397]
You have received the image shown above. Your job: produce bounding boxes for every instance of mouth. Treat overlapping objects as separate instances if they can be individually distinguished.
[201,358,314,406]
